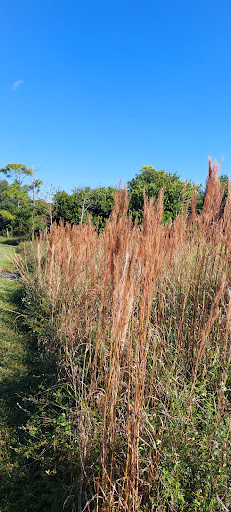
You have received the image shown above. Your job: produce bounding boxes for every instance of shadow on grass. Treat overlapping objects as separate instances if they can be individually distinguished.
[0,237,27,246]
[0,288,74,512]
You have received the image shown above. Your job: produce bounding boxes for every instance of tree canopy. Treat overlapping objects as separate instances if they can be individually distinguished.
[0,163,33,187]
[53,186,116,230]
[0,164,47,235]
[128,166,200,222]
[0,161,228,237]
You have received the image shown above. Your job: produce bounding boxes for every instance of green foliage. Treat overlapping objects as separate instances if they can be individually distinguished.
[142,381,231,511]
[0,240,17,272]
[0,163,46,236]
[0,210,15,230]
[52,190,77,224]
[128,166,201,222]
[220,173,229,195]
[53,168,202,228]
[0,162,205,235]
[0,163,33,187]
[34,199,50,231]
[0,180,13,211]
[53,185,115,229]
[0,179,31,234]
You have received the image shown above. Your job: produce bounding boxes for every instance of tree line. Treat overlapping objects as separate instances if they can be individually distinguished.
[0,162,229,236]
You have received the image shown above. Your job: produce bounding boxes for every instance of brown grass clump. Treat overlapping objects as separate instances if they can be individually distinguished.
[15,161,231,511]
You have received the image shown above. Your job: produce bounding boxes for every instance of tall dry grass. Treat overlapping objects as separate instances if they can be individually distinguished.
[16,161,231,511]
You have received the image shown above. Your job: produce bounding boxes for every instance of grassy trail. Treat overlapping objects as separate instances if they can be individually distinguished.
[0,241,25,380]
[0,240,32,511]
[0,239,63,512]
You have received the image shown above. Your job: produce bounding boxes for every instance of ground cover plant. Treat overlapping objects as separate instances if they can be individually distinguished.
[15,161,231,511]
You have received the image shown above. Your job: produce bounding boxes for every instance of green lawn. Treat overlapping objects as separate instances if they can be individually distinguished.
[0,240,65,512]
[0,244,24,378]
[0,244,15,273]
[0,243,27,508]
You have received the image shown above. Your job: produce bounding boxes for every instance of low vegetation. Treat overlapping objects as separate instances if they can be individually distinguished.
[9,160,231,511]
[0,240,66,511]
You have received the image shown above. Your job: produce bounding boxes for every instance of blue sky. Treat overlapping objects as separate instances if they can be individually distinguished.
[0,0,230,193]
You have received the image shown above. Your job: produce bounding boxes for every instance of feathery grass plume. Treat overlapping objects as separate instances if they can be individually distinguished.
[14,160,231,511]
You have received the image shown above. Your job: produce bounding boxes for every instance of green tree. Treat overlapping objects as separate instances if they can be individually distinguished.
[52,190,77,224]
[0,163,33,187]
[128,166,198,222]
[0,164,46,236]
[73,186,94,224]
[0,163,33,211]
[0,210,15,233]
[92,186,115,217]
[0,179,30,234]
[24,168,43,239]
[33,199,51,234]
[220,174,229,197]
[53,186,115,229]
[0,180,12,211]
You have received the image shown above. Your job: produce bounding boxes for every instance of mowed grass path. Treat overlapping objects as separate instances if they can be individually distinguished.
[0,240,25,380]
[0,239,28,510]
[0,238,65,512]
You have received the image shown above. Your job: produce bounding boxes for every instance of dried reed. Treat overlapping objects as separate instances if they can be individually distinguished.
[15,161,231,511]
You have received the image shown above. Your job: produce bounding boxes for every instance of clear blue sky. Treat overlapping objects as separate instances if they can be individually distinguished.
[0,0,230,193]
